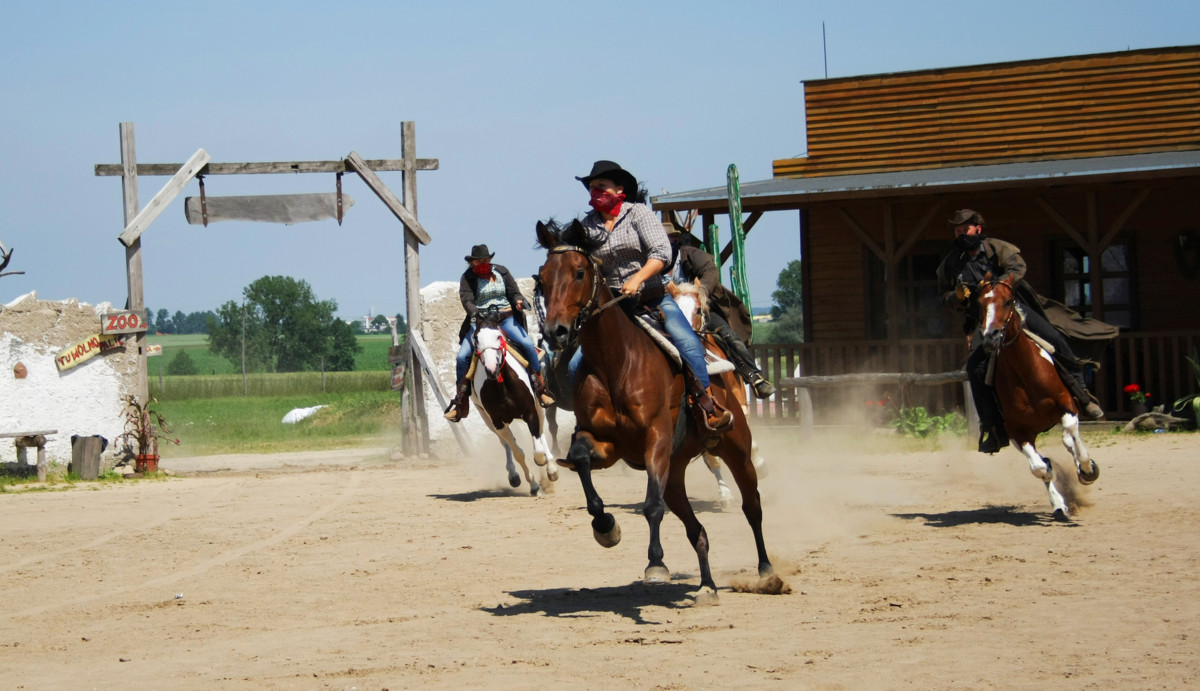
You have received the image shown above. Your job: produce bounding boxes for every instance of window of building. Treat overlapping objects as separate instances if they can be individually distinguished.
[1052,240,1135,329]
[865,242,952,340]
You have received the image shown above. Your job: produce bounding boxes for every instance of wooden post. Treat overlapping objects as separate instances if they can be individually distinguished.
[120,123,149,406]
[401,121,431,457]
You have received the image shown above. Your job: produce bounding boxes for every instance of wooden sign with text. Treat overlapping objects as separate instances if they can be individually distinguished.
[56,334,124,371]
[100,310,148,335]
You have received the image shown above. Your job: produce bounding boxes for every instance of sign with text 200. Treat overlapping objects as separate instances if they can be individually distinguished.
[100,310,148,335]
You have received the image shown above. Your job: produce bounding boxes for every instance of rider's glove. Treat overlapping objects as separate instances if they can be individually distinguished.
[955,284,971,303]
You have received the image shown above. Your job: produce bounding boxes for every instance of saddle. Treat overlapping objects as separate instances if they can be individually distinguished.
[627,305,734,376]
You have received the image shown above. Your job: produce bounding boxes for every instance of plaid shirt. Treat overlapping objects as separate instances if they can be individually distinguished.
[581,202,671,290]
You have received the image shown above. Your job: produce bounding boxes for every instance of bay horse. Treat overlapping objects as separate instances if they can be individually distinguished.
[471,308,559,497]
[977,276,1100,520]
[670,279,770,509]
[535,219,777,604]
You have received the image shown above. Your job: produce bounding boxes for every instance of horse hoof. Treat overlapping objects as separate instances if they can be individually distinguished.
[508,473,521,488]
[547,467,559,482]
[644,565,670,584]
[593,521,621,548]
[1078,460,1100,485]
[1053,508,1071,522]
[693,586,720,606]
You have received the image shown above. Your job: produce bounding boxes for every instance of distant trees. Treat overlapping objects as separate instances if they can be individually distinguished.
[207,275,362,373]
[770,260,804,343]
[165,350,200,375]
[151,308,216,335]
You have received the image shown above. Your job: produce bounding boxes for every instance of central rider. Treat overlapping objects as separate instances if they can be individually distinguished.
[570,160,733,437]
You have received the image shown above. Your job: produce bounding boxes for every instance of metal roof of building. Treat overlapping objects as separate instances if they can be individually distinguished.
[651,150,1200,213]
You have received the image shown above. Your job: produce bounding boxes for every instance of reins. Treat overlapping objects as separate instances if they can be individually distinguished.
[545,244,633,348]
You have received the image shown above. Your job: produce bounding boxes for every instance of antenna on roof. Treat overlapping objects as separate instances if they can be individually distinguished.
[822,21,828,78]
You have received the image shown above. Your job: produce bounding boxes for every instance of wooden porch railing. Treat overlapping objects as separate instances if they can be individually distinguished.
[747,330,1200,425]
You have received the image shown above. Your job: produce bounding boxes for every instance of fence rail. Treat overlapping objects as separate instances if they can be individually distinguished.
[748,330,1200,425]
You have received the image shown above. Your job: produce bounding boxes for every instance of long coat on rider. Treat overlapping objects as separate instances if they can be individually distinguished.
[456,263,529,341]
[673,245,754,343]
[935,236,1048,336]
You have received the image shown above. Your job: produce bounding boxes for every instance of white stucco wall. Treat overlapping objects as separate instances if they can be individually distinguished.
[0,291,138,470]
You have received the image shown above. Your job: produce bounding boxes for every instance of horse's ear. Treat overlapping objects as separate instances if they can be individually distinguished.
[535,220,556,248]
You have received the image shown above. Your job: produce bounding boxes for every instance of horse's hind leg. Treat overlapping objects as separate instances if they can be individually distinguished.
[702,452,735,509]
[664,457,718,605]
[568,432,620,547]
[1061,412,1099,484]
[714,433,775,579]
[1017,438,1069,520]
[497,425,542,498]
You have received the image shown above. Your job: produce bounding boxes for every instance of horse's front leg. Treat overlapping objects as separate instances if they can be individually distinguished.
[1060,411,1099,485]
[642,432,675,584]
[1016,435,1070,521]
[528,401,559,482]
[702,452,735,509]
[567,432,620,547]
[495,424,541,497]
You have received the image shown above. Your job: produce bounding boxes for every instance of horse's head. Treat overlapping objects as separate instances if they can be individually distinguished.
[669,278,708,332]
[472,307,509,381]
[977,274,1020,353]
[535,219,606,352]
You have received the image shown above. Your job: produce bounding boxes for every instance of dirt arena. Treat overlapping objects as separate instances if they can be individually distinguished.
[2,427,1197,689]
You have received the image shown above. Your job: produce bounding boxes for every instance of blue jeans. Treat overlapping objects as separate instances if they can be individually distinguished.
[568,293,709,389]
[456,315,541,381]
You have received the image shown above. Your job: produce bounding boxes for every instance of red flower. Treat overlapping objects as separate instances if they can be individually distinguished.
[1124,383,1140,394]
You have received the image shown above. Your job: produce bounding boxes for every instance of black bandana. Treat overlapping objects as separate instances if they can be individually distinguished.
[954,232,985,253]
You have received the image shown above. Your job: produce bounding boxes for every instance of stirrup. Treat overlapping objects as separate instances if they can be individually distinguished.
[751,374,776,399]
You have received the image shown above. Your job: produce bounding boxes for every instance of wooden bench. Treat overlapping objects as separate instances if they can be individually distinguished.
[0,430,58,482]
[778,372,977,437]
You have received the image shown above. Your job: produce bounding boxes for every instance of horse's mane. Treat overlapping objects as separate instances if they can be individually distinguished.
[535,218,607,254]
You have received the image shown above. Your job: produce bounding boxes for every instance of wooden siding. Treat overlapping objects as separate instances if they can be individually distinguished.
[774,46,1200,178]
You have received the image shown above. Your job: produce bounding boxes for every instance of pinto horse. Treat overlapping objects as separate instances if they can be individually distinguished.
[977,277,1100,520]
[670,280,770,508]
[536,219,777,604]
[471,308,559,497]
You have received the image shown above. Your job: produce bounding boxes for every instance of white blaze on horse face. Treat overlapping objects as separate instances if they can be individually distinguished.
[476,327,506,378]
[982,288,998,332]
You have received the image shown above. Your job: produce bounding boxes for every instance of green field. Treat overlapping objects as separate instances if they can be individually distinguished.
[147,333,397,375]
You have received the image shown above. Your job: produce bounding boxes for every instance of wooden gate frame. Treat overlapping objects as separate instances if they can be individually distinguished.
[95,121,438,456]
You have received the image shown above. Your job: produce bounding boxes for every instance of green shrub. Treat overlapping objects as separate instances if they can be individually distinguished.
[890,407,968,438]
[166,350,200,375]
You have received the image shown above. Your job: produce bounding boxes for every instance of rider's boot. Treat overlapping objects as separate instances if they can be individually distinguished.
[529,370,556,408]
[443,376,472,422]
[695,387,734,437]
[1062,367,1105,420]
[718,327,776,399]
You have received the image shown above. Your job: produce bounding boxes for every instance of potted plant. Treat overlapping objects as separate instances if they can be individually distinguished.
[115,394,179,473]
[1124,383,1151,417]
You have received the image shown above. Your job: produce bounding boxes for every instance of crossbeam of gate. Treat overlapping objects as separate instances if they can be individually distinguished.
[96,122,438,457]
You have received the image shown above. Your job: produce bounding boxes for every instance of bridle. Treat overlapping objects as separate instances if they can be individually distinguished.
[541,244,632,348]
[473,311,510,382]
[981,280,1021,351]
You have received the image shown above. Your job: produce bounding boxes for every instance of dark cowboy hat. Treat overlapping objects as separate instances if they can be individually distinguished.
[464,244,495,262]
[948,209,985,227]
[576,160,638,193]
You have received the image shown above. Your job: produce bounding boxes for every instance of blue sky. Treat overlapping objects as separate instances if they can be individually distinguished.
[2,0,1197,320]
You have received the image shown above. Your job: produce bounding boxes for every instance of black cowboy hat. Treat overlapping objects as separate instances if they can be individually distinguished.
[576,160,638,193]
[948,209,985,227]
[464,244,495,262]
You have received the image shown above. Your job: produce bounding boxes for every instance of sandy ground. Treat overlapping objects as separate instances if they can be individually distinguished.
[2,426,1198,690]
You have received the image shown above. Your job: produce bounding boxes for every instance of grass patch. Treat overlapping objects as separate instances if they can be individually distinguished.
[147,333,399,379]
[157,391,404,456]
[150,371,390,400]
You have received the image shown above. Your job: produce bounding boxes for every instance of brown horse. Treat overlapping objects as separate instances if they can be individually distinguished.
[977,276,1100,520]
[535,219,776,604]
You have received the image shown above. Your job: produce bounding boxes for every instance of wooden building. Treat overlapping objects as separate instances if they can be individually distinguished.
[652,45,1200,420]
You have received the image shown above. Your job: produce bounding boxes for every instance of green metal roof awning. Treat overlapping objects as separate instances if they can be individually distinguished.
[651,151,1200,213]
